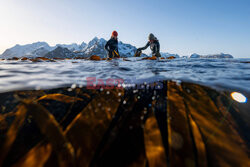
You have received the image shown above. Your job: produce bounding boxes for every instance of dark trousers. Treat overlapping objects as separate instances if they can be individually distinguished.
[107,51,119,58]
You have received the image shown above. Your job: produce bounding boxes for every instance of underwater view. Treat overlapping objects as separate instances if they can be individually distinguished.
[0,57,249,167]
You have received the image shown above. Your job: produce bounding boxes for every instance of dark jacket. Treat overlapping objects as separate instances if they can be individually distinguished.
[138,40,161,57]
[105,37,120,58]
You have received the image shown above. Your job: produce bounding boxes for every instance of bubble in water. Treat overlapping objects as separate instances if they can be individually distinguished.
[231,92,247,103]
[71,84,77,89]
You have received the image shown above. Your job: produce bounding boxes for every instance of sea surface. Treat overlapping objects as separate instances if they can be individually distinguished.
[0,58,250,93]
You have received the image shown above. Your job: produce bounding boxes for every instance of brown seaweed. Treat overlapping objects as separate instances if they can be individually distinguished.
[0,81,249,167]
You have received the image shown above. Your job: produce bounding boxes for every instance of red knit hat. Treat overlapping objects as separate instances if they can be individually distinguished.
[112,31,118,37]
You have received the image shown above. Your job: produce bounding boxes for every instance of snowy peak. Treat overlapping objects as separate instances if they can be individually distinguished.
[1,42,52,58]
[86,37,106,48]
[80,42,87,49]
[83,37,107,57]
[87,37,99,47]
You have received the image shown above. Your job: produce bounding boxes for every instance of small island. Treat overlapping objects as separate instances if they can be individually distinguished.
[190,53,233,58]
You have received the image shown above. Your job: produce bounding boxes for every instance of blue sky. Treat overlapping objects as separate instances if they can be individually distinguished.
[0,0,249,57]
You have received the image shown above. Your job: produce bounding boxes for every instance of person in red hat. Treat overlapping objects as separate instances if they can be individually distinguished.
[105,31,120,58]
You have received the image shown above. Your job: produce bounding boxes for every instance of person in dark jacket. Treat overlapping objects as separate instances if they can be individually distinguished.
[137,33,161,57]
[105,31,120,58]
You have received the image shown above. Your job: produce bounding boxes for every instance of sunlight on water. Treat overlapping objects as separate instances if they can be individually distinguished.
[231,92,247,103]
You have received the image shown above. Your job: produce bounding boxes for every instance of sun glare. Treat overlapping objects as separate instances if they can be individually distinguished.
[231,92,247,103]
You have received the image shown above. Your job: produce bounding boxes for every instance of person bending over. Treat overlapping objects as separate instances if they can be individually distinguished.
[137,33,161,57]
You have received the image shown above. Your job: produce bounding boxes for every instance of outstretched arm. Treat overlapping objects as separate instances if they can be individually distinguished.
[138,41,150,51]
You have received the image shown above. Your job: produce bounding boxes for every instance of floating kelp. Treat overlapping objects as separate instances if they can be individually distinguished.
[142,56,157,60]
[89,55,101,61]
[0,81,249,167]
[0,56,178,62]
[167,56,176,60]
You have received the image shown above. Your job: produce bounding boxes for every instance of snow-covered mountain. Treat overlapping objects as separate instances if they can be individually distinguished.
[190,53,233,58]
[56,43,80,52]
[76,37,137,58]
[118,41,137,57]
[1,38,233,59]
[1,37,138,59]
[1,42,53,58]
[82,37,107,57]
[44,47,76,58]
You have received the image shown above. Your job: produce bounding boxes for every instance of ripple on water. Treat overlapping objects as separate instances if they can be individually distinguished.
[0,58,249,93]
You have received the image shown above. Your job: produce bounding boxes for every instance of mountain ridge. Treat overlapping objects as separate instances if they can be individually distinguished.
[0,37,233,59]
